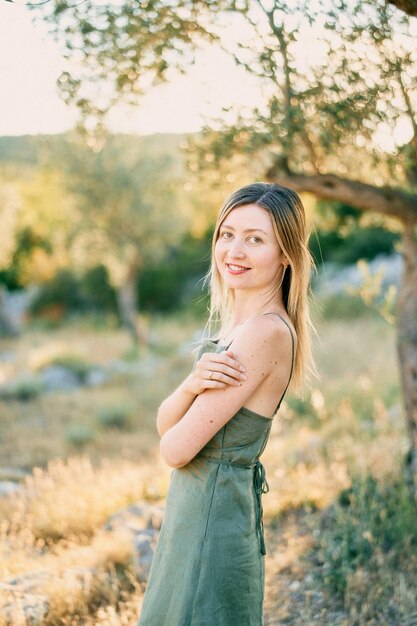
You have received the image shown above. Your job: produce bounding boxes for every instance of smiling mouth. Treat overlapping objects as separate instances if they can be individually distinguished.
[226,263,251,271]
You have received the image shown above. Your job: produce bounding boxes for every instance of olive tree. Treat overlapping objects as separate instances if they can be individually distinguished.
[34,0,417,486]
[59,134,188,345]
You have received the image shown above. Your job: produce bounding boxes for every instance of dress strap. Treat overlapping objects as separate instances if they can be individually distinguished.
[262,313,295,413]
[210,338,234,351]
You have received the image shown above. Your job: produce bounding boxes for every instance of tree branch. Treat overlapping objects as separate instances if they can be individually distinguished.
[391,58,417,142]
[387,0,417,17]
[271,171,417,223]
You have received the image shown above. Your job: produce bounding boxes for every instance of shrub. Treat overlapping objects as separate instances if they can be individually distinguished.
[47,354,92,383]
[318,292,372,320]
[95,405,135,431]
[28,266,117,320]
[0,376,43,401]
[311,472,417,598]
[65,424,96,449]
[29,269,84,317]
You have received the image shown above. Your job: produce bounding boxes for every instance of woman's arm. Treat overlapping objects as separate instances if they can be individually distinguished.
[156,349,247,437]
[156,378,197,437]
[160,316,291,468]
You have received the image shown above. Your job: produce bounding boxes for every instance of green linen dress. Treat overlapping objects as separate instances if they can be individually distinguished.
[137,313,295,626]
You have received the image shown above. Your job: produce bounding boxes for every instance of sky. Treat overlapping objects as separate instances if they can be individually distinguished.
[0,2,264,137]
[0,1,414,147]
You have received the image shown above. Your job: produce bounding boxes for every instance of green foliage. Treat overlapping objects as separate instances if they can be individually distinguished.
[309,202,401,265]
[380,380,401,409]
[95,404,135,431]
[79,266,118,313]
[29,267,116,318]
[29,269,85,317]
[122,345,141,362]
[0,224,53,290]
[0,268,20,291]
[31,2,216,134]
[140,230,211,312]
[187,2,416,191]
[316,292,373,320]
[65,424,96,449]
[26,235,210,319]
[286,393,321,427]
[57,134,190,301]
[0,135,68,166]
[310,225,400,266]
[349,392,375,424]
[346,259,398,324]
[28,0,417,199]
[0,376,44,401]
[311,473,417,598]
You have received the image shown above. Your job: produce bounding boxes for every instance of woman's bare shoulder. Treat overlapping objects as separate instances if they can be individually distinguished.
[257,313,297,348]
[231,314,290,358]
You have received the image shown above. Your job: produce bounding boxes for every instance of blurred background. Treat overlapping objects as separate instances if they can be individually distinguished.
[0,1,416,624]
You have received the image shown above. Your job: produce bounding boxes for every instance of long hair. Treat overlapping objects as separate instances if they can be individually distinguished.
[201,182,320,393]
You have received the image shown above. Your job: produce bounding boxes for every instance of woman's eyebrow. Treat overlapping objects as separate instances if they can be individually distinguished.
[221,224,268,235]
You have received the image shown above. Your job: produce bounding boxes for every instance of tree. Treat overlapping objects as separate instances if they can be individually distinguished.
[58,134,188,345]
[191,0,417,492]
[387,0,417,17]
[34,0,417,486]
[33,0,218,139]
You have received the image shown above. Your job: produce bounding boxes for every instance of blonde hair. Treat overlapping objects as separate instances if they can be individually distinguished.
[201,182,320,393]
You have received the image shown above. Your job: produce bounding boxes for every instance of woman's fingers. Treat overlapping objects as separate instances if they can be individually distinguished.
[205,369,241,386]
[199,350,247,386]
[207,365,247,383]
[203,379,227,388]
[216,352,247,379]
[222,349,245,370]
[202,352,246,380]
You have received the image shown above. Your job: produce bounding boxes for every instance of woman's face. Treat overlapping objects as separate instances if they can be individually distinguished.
[214,204,285,293]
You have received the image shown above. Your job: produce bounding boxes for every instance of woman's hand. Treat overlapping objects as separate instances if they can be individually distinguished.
[184,350,247,396]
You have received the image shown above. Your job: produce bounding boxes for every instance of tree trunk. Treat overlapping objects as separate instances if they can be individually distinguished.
[396,221,417,492]
[274,170,417,492]
[0,287,19,337]
[115,263,147,348]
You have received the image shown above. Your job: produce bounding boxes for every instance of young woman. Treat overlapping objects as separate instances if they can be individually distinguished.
[137,182,318,626]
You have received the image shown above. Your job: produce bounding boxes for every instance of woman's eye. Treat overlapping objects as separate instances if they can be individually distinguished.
[249,236,263,244]
[221,231,233,239]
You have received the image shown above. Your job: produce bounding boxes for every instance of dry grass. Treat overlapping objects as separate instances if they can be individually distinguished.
[0,304,414,625]
[0,455,171,579]
[0,311,201,469]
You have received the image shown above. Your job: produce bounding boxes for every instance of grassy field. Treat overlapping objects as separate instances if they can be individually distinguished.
[0,296,416,625]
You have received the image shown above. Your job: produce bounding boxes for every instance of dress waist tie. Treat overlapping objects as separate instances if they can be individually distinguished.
[198,455,270,556]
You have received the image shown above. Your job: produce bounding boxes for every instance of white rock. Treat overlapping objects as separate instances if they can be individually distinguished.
[84,368,109,386]
[0,467,30,481]
[0,481,21,498]
[40,365,80,391]
[133,528,160,583]
[0,593,49,625]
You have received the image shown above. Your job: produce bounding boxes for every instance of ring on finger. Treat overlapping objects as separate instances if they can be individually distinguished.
[209,371,215,380]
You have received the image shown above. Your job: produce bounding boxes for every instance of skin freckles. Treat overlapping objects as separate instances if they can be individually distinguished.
[160,316,293,468]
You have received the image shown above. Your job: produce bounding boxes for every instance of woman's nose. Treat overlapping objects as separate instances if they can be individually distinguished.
[228,238,246,257]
